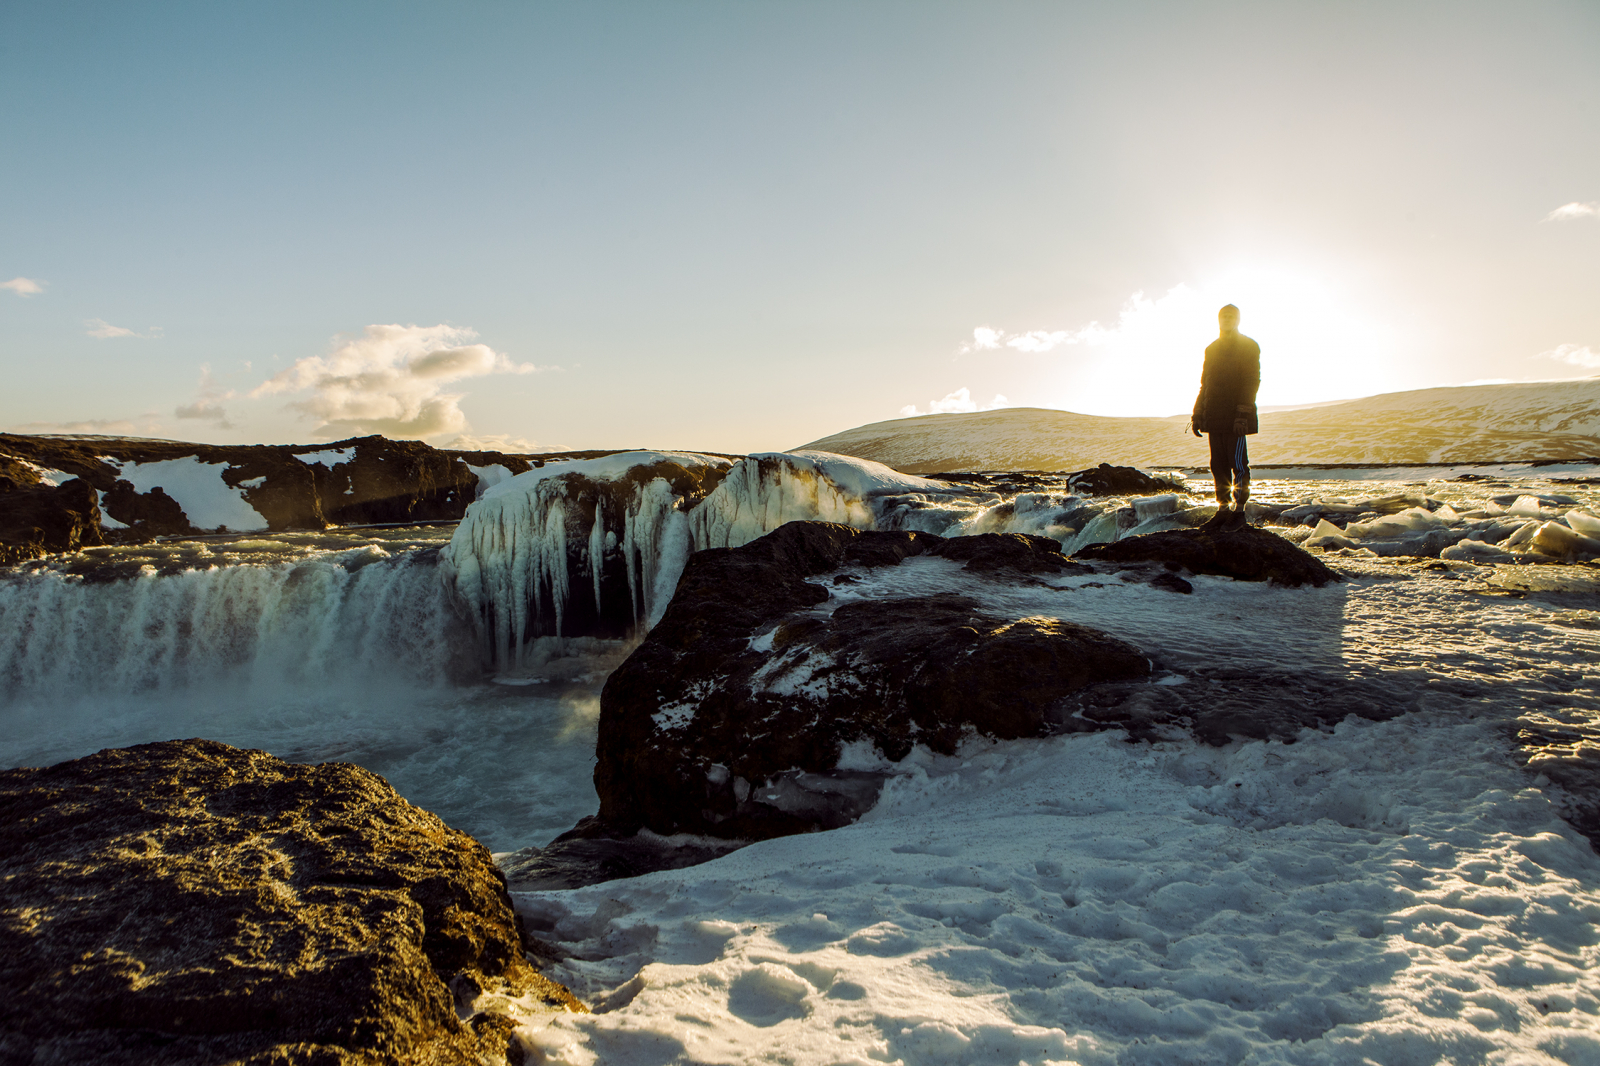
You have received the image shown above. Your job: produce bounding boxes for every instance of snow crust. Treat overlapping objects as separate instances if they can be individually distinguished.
[294,447,356,468]
[513,552,1600,1066]
[466,462,515,500]
[106,456,268,531]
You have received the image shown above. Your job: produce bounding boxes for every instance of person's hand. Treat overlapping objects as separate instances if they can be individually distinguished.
[1190,420,1202,438]
[1232,417,1248,434]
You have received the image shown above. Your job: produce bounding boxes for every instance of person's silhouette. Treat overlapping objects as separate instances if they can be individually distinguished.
[1190,304,1260,532]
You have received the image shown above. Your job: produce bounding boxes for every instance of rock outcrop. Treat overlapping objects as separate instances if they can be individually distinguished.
[0,468,104,565]
[1075,524,1340,587]
[592,522,1150,842]
[0,434,561,553]
[0,739,583,1066]
[1064,463,1184,497]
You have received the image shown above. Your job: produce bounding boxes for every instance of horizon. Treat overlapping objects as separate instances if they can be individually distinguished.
[3,2,1597,453]
[8,370,1600,456]
[8,370,1600,454]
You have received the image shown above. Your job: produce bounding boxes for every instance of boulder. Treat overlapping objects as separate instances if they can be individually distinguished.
[0,476,104,565]
[309,437,480,527]
[1065,463,1183,496]
[0,739,582,1066]
[593,522,1150,842]
[1075,525,1340,587]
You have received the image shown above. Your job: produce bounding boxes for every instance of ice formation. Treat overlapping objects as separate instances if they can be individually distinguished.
[442,452,1600,666]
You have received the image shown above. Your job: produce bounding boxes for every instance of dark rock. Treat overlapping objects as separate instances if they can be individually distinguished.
[0,434,554,558]
[309,436,479,527]
[1065,463,1183,496]
[498,816,747,892]
[0,476,104,565]
[1075,525,1340,587]
[1150,571,1194,594]
[1069,667,1415,747]
[0,739,583,1065]
[926,531,1092,575]
[103,481,195,536]
[593,522,1150,842]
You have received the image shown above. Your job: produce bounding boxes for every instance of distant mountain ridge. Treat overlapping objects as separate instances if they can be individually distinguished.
[799,379,1600,473]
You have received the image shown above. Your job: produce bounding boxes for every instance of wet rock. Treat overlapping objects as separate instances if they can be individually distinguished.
[1075,525,1340,587]
[1065,463,1183,496]
[1070,667,1414,747]
[0,739,582,1066]
[0,475,104,565]
[593,522,1150,842]
[498,816,747,892]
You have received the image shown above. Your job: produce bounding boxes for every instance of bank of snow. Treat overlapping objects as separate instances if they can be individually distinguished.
[512,558,1600,1066]
[106,456,268,531]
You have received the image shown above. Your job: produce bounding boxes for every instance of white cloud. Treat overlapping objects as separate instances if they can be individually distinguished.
[7,415,164,436]
[250,323,553,440]
[85,318,162,339]
[899,388,1010,418]
[443,433,542,453]
[1540,343,1600,369]
[175,365,236,428]
[2,277,44,297]
[1544,202,1599,222]
[967,325,1099,354]
[85,318,135,339]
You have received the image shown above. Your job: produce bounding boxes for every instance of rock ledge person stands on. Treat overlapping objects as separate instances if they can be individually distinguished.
[1191,303,1261,532]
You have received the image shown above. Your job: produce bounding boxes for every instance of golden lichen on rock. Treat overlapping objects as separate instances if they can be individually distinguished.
[0,738,584,1065]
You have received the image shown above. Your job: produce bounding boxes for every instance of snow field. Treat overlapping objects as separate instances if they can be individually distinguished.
[510,548,1600,1065]
[104,455,269,531]
[516,719,1600,1066]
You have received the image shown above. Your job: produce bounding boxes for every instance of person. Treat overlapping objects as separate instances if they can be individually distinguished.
[1190,304,1260,532]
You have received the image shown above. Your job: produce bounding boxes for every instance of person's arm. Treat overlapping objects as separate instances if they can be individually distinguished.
[1232,343,1261,433]
[1192,351,1212,436]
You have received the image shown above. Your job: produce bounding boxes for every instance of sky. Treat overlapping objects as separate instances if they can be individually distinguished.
[2,1,1597,454]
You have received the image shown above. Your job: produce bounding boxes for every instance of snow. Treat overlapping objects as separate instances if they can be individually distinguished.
[18,461,79,488]
[510,551,1600,1066]
[105,456,268,531]
[238,475,267,489]
[295,447,356,469]
[4,468,1600,1063]
[797,379,1600,471]
[481,451,727,502]
[466,462,515,499]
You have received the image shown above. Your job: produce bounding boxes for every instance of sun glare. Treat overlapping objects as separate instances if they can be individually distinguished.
[1049,261,1403,418]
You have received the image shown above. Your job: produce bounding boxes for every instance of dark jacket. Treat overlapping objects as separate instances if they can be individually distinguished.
[1192,332,1261,435]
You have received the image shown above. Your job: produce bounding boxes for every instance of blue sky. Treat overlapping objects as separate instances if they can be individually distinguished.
[2,1,1597,452]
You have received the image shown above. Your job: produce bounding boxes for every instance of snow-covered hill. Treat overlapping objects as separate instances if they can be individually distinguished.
[800,378,1600,472]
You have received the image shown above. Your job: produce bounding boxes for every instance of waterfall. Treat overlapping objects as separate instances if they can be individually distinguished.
[0,546,472,702]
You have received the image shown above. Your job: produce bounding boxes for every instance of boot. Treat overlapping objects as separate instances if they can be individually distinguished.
[1200,507,1231,531]
[1223,487,1251,531]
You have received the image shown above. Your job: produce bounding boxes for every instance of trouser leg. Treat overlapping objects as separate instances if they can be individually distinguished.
[1208,432,1236,507]
[1231,435,1251,509]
